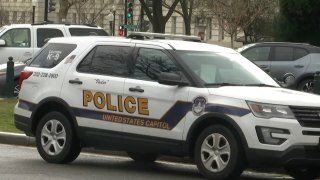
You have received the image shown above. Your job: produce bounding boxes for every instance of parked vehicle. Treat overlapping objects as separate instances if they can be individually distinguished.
[0,23,108,64]
[237,42,320,92]
[15,35,320,179]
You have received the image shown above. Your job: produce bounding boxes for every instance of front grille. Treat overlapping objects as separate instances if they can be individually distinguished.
[290,106,320,128]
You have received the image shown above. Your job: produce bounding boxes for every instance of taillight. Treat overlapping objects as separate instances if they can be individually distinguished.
[18,71,33,90]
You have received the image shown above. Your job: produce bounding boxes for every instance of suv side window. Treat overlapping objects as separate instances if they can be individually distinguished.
[37,28,64,48]
[0,28,31,47]
[274,47,294,61]
[131,48,181,81]
[293,48,308,60]
[242,47,270,61]
[30,43,77,68]
[77,45,130,76]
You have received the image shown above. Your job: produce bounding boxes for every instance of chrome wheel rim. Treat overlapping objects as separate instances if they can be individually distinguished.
[41,120,66,156]
[200,133,231,172]
[301,81,313,92]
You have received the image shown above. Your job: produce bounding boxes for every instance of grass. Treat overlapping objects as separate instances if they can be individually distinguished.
[0,98,21,133]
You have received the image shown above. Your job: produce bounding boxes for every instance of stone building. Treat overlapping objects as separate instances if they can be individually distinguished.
[0,0,241,47]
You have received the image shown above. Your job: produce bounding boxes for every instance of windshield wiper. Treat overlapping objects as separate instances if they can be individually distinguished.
[244,83,278,87]
[205,83,242,87]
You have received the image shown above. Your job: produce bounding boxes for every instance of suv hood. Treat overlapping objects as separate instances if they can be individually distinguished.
[208,87,320,107]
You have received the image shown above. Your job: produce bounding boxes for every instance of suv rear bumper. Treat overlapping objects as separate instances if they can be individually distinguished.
[246,145,320,166]
[14,114,33,136]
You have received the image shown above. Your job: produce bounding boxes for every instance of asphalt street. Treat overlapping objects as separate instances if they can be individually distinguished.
[0,143,293,180]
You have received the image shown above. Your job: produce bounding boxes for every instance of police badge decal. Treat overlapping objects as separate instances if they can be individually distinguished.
[192,96,207,116]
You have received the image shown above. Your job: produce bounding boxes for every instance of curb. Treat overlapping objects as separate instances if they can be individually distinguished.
[0,132,35,146]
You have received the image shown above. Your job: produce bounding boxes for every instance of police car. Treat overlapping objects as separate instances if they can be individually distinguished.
[14,33,320,179]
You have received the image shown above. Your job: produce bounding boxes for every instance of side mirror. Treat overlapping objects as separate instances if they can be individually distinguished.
[0,39,6,47]
[158,72,189,86]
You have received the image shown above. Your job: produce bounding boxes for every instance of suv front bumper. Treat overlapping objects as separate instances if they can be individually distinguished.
[246,145,320,166]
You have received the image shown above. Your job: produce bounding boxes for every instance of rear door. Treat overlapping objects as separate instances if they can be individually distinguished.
[122,44,190,152]
[270,46,310,82]
[241,46,271,72]
[0,27,33,64]
[60,42,133,147]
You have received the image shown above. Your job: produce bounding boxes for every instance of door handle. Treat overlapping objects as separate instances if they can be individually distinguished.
[129,86,144,93]
[24,52,32,56]
[69,79,83,85]
[294,65,304,68]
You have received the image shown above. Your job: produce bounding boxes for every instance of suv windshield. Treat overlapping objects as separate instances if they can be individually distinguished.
[177,51,279,87]
[69,28,108,36]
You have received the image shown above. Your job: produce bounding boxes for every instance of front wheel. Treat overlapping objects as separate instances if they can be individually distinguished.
[285,165,320,180]
[36,111,81,164]
[194,125,245,179]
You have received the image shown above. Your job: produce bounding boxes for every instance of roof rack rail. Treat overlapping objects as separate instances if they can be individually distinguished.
[127,32,201,42]
[31,22,97,27]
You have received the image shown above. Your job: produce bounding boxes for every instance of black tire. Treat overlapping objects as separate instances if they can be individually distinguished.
[194,125,245,179]
[36,111,81,164]
[127,152,158,163]
[285,165,320,180]
[297,78,313,92]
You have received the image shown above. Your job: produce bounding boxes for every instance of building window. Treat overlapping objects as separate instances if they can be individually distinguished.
[206,18,212,40]
[12,11,17,23]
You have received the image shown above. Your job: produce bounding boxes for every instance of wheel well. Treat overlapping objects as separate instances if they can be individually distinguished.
[187,117,247,159]
[296,76,313,89]
[31,101,77,136]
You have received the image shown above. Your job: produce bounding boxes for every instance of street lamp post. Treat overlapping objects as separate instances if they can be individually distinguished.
[32,0,37,24]
[112,5,116,36]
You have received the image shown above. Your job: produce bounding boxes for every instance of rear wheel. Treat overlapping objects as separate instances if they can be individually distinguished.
[285,165,320,180]
[194,125,245,179]
[127,152,158,163]
[36,111,81,164]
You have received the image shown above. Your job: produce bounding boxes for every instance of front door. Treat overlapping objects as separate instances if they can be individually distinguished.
[122,45,190,152]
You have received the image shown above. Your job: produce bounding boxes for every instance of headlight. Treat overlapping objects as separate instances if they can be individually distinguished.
[247,101,295,119]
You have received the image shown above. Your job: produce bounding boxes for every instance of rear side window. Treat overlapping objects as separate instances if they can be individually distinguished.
[293,48,308,60]
[77,45,130,76]
[29,43,76,68]
[69,28,108,36]
[37,28,64,47]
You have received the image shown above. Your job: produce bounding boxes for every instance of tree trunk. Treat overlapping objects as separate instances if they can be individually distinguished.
[230,34,234,48]
[184,17,191,35]
[58,0,70,23]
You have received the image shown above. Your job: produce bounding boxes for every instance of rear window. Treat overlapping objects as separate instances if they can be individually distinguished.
[29,43,76,68]
[69,28,108,36]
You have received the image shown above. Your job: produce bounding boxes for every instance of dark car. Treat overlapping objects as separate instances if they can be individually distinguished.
[0,60,28,97]
[237,42,320,92]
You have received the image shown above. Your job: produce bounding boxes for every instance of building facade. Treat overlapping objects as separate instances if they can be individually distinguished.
[0,0,241,47]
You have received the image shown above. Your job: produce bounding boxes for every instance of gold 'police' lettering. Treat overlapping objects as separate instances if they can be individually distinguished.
[83,90,93,107]
[107,94,117,111]
[118,95,123,112]
[124,96,136,114]
[138,98,149,115]
[94,92,105,109]
[82,90,149,115]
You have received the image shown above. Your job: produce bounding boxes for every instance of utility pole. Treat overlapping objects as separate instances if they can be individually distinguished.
[124,0,128,36]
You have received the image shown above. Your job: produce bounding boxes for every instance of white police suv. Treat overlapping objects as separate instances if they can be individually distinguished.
[14,34,320,179]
